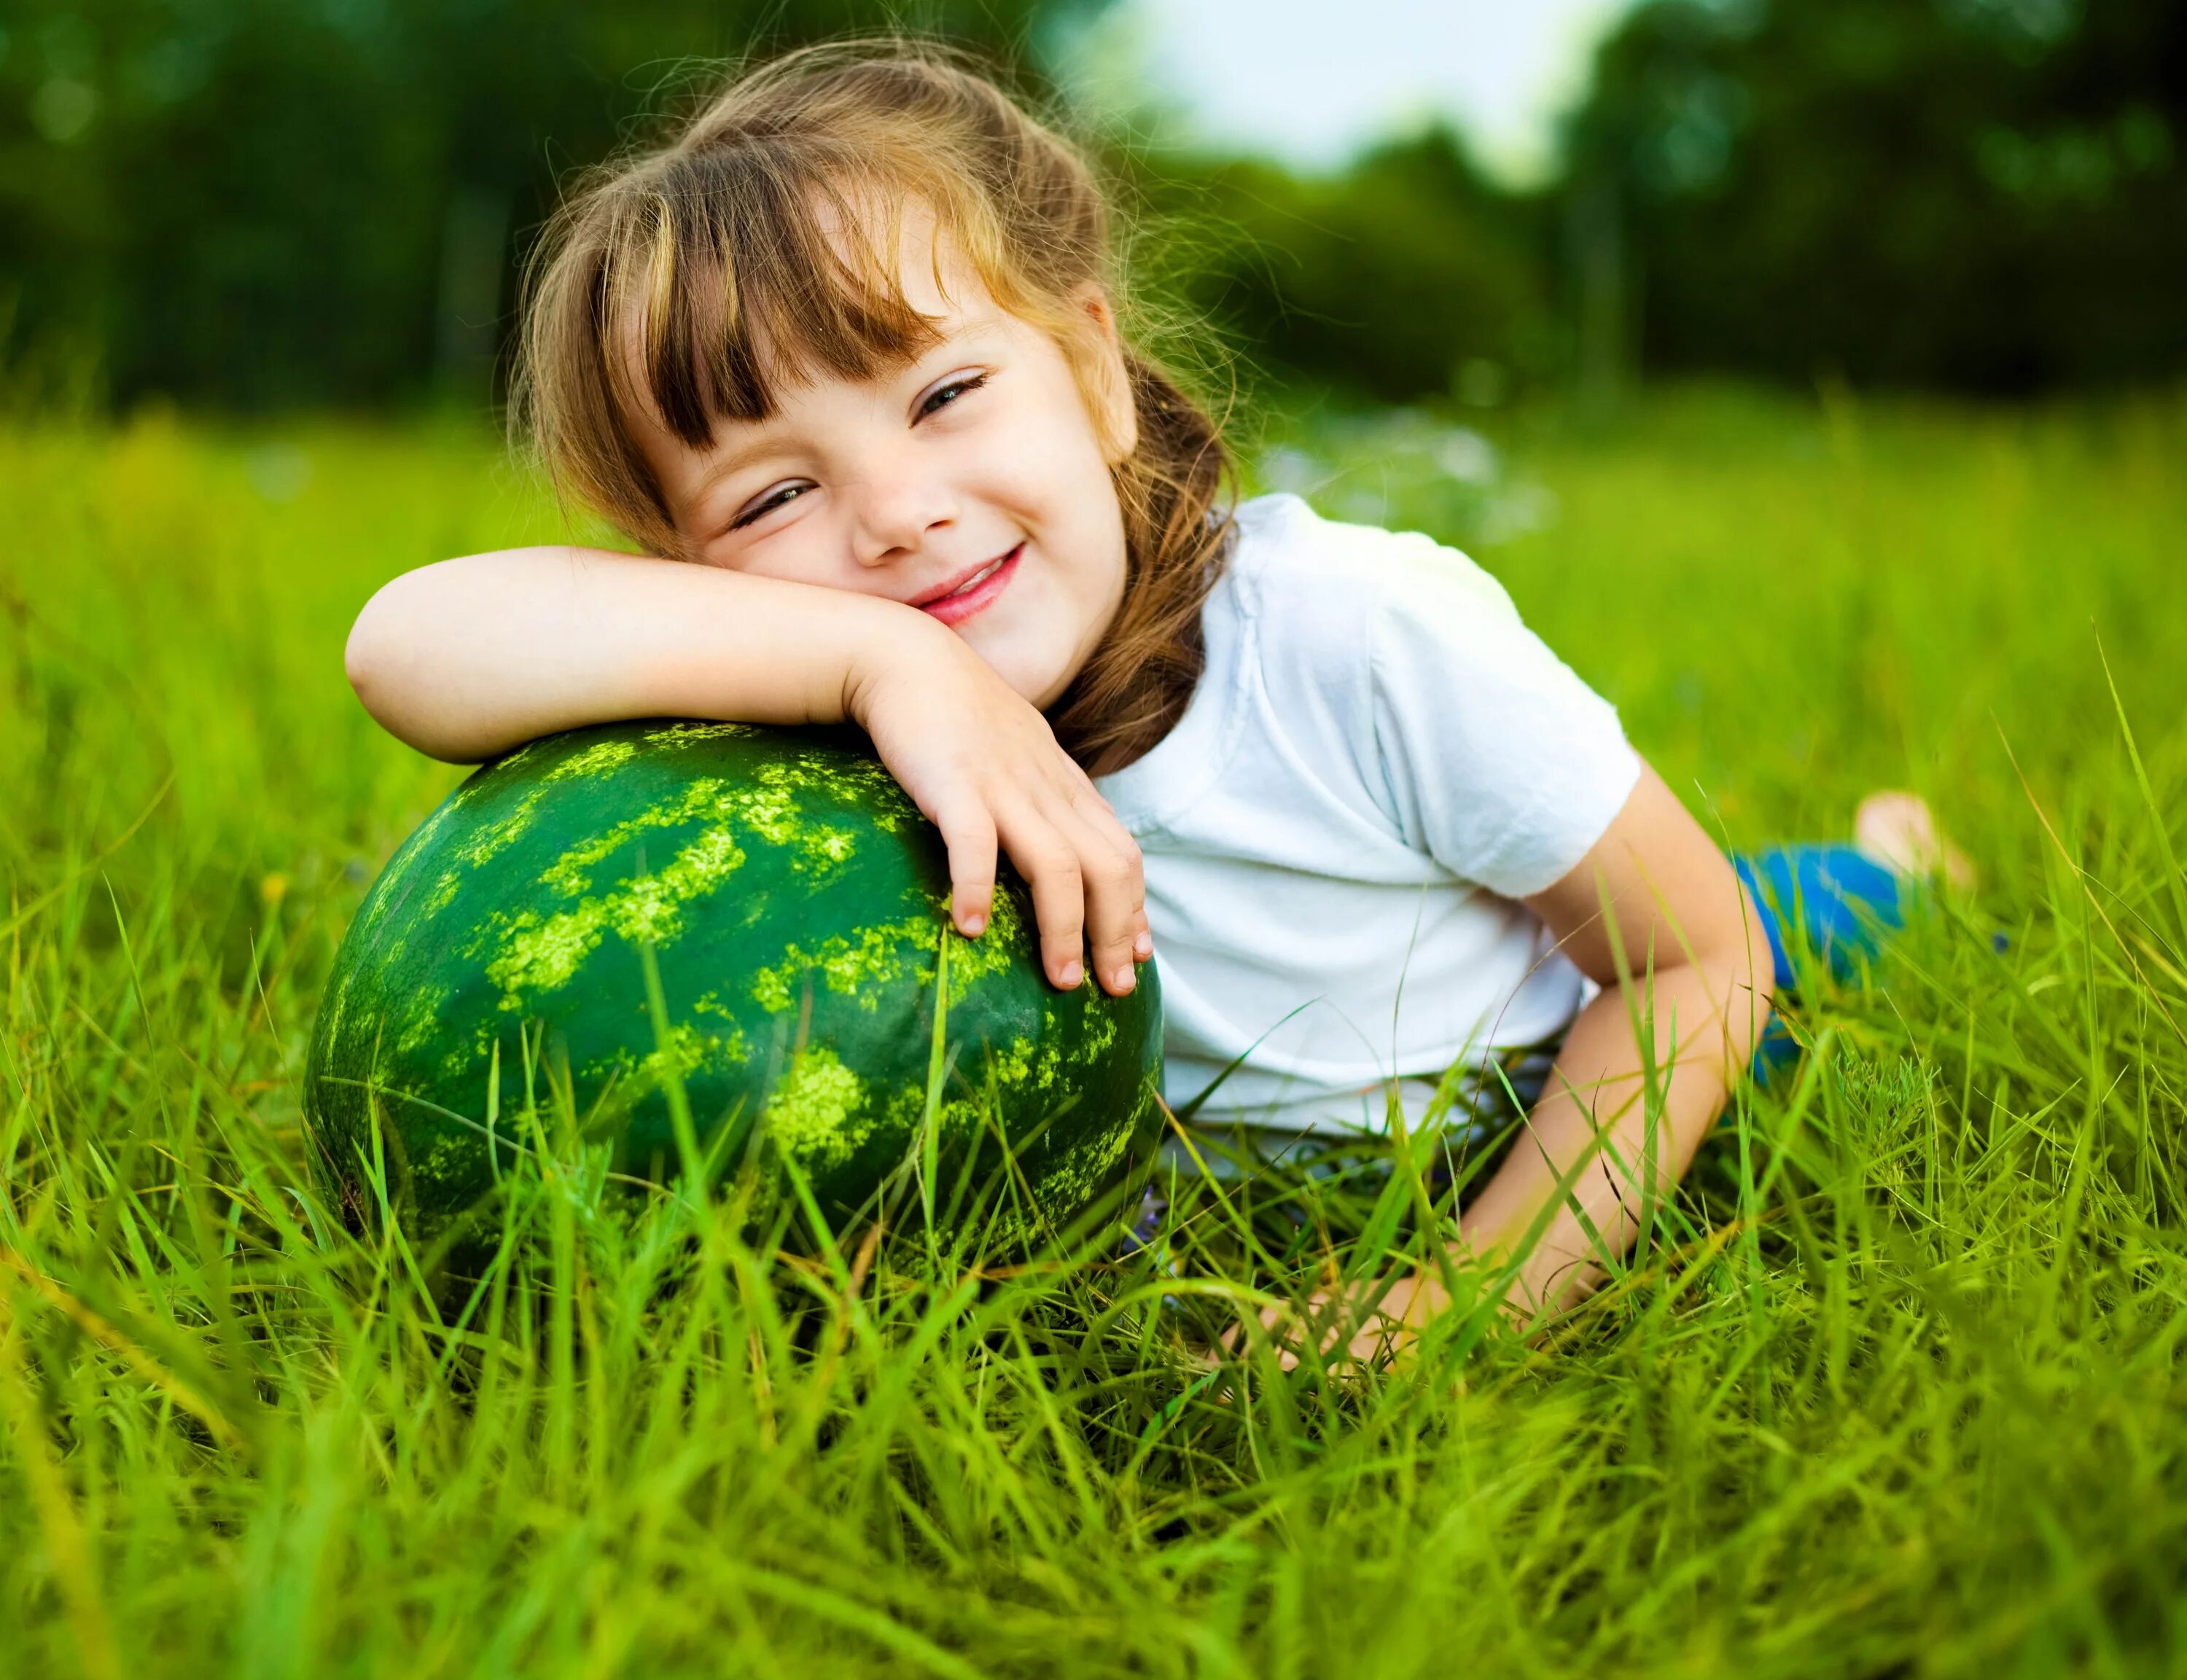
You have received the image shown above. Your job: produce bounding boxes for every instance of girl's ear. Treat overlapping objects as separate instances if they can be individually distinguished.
[1070,284,1139,465]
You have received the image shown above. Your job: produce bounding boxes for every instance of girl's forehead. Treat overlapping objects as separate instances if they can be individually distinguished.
[859,211,991,328]
[803,190,988,322]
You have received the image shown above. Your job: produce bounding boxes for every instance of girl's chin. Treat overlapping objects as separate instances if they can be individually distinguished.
[966,636,1073,708]
[954,585,1099,706]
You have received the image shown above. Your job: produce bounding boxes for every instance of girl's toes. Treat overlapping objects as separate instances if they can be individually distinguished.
[1855,790,1976,891]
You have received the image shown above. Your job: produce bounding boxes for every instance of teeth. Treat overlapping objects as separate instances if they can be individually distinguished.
[948,559,1003,598]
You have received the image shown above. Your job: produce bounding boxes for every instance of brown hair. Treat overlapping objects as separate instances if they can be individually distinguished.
[515,39,1233,775]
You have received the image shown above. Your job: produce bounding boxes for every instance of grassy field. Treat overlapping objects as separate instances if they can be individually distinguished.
[4,384,2187,1676]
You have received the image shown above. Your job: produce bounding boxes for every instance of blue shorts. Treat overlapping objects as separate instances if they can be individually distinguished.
[1735,844,1905,990]
[1734,844,1905,1075]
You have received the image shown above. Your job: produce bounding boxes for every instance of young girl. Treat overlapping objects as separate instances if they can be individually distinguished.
[346,42,1933,1357]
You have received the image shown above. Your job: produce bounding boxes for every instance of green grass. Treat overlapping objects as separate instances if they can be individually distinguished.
[4,383,2187,1677]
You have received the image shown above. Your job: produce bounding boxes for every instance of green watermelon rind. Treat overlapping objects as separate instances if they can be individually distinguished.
[303,720,1163,1260]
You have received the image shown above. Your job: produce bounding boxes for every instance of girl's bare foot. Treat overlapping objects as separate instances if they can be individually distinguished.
[1855,791,1976,891]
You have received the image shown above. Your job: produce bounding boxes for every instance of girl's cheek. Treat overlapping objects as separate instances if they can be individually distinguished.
[739,512,854,588]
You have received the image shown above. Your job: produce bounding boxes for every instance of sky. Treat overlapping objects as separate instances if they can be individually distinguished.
[1059,0,1642,184]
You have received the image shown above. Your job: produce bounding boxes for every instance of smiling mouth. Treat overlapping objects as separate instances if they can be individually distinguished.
[914,544,1024,626]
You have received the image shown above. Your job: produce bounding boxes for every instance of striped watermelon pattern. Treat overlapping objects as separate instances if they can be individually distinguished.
[304,720,1164,1254]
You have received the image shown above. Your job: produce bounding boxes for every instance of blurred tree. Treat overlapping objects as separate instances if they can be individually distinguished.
[1570,0,2187,392]
[7,0,2180,411]
[0,0,1085,409]
[1131,129,1557,407]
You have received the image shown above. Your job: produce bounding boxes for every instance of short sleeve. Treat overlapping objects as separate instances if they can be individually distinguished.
[1368,536,1640,899]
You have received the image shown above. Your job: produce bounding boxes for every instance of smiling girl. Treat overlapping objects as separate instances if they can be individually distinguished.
[346,43,1931,1351]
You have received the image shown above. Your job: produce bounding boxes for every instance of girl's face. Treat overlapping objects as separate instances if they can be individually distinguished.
[631,233,1137,710]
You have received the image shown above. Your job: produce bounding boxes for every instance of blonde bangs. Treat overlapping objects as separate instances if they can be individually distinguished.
[608,156,1021,448]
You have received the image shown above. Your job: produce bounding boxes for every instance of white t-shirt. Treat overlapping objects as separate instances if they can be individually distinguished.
[1093,494,1641,1135]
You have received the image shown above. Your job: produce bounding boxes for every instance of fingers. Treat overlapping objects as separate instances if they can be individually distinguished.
[1061,797,1145,997]
[1221,1286,1425,1373]
[1215,1302,1299,1372]
[897,706,1148,993]
[1005,822,1089,990]
[935,805,998,939]
[991,785,1148,996]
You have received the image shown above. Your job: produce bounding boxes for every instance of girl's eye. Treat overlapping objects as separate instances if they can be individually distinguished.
[916,372,988,420]
[729,481,811,531]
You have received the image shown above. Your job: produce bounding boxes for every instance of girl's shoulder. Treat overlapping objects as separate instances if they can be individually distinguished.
[1225,493,1525,661]
[1218,497,1635,898]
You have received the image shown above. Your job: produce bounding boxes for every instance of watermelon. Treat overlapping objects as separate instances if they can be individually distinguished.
[304,720,1164,1257]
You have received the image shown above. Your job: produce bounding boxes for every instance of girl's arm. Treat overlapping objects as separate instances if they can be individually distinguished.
[1479,763,1772,1310]
[1266,764,1771,1360]
[345,545,1149,995]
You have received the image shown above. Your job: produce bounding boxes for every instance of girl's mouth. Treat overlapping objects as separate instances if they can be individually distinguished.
[916,543,1023,627]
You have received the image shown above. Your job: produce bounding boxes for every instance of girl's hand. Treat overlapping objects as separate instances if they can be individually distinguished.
[1227,1269,1454,1372]
[846,617,1150,997]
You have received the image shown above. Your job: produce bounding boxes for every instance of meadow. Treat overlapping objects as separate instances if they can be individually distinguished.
[4,383,2186,1676]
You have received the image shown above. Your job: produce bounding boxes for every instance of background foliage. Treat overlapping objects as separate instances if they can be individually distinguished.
[0,0,1081,409]
[1,0,2181,411]
[1573,0,2187,392]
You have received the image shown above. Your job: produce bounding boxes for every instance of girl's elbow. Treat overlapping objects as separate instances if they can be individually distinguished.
[343,601,389,710]
[343,591,400,716]
[1669,880,1777,1057]
[1722,883,1779,1027]
[343,585,420,731]
[343,584,483,763]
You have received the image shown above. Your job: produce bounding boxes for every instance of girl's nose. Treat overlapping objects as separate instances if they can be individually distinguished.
[846,467,956,569]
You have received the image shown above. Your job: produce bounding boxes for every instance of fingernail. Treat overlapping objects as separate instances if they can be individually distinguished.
[1112,966,1135,993]
[1059,959,1083,988]
[1133,931,1153,960]
[962,912,986,936]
